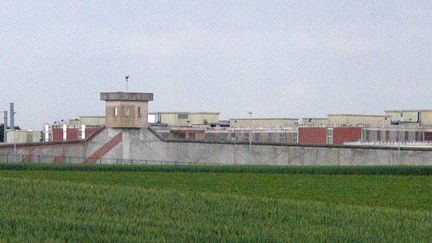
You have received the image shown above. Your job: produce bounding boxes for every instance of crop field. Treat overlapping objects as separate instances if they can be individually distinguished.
[0,164,431,242]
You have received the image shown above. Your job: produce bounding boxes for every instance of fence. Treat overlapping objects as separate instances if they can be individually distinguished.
[344,141,432,148]
[0,153,249,166]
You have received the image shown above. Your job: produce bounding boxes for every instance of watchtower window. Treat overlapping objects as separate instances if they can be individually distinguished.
[113,107,118,117]
[125,107,131,117]
[137,106,142,117]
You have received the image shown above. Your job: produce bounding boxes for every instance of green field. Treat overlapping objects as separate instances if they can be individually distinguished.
[0,164,431,241]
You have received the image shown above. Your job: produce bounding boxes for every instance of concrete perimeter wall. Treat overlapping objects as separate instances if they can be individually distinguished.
[121,129,432,166]
[0,128,431,165]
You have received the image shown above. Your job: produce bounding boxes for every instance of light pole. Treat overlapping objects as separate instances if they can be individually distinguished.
[13,128,16,162]
[125,76,129,91]
[248,112,252,162]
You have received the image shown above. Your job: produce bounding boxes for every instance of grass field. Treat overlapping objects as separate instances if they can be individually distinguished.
[0,164,431,241]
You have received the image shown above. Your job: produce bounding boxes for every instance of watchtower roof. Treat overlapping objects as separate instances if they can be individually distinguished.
[100,92,154,101]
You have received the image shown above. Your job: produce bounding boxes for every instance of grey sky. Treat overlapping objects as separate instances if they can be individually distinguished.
[1,1,431,130]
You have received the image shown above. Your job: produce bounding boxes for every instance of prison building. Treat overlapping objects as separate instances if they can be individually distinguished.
[361,128,432,142]
[169,128,206,140]
[229,118,328,129]
[5,130,42,144]
[298,127,362,145]
[149,112,220,127]
[385,110,432,125]
[204,128,298,144]
[327,114,389,126]
[48,116,105,142]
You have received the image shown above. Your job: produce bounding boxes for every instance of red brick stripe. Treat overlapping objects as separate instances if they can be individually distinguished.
[53,153,65,164]
[23,148,33,163]
[85,132,123,164]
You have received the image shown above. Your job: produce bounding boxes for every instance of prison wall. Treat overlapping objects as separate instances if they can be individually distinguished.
[0,128,431,165]
[120,129,432,166]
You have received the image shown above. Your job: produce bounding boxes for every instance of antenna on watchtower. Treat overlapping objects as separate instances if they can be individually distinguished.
[125,75,129,91]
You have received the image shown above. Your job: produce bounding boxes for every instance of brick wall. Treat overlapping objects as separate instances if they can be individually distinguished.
[52,128,63,141]
[67,128,78,140]
[333,127,362,145]
[298,127,327,145]
[85,128,100,138]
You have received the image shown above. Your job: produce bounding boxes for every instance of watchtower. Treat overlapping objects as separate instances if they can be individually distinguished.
[100,92,154,128]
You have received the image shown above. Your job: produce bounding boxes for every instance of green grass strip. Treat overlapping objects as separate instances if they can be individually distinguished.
[0,163,431,175]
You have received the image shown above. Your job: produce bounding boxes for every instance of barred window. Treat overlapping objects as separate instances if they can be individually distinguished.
[254,133,260,142]
[415,131,422,141]
[268,133,274,142]
[279,133,286,143]
[365,130,370,141]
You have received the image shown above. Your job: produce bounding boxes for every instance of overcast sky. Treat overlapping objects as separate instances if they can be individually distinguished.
[1,1,431,129]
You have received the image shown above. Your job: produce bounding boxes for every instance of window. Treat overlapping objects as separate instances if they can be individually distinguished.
[415,131,422,141]
[396,131,400,142]
[178,113,188,119]
[230,132,236,142]
[244,133,249,142]
[404,131,409,141]
[188,133,195,140]
[364,130,370,141]
[125,107,131,117]
[113,107,118,117]
[377,131,381,141]
[206,133,213,140]
[279,133,286,143]
[327,128,333,144]
[220,133,226,141]
[268,133,274,142]
[254,133,260,142]
[137,106,142,117]
[385,131,390,141]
